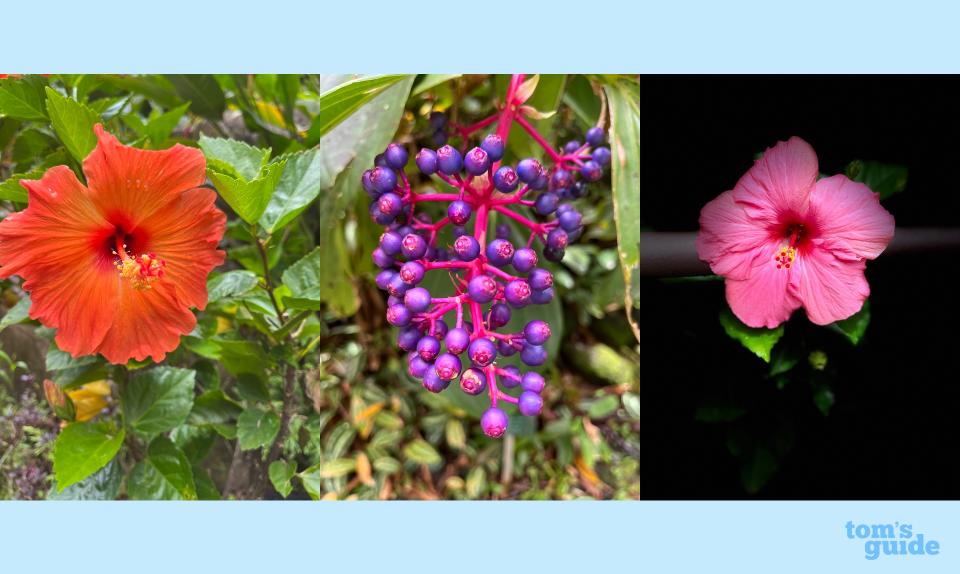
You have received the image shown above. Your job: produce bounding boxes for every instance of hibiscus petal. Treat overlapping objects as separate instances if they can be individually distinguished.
[724,243,802,328]
[95,282,196,364]
[137,187,226,310]
[696,190,772,280]
[807,174,895,260]
[795,246,870,325]
[0,166,118,356]
[84,124,206,226]
[732,136,818,219]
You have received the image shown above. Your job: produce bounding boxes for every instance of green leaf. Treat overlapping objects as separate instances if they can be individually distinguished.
[740,446,778,494]
[718,307,784,362]
[563,74,602,128]
[269,460,297,498]
[237,407,280,450]
[501,74,567,160]
[127,436,198,500]
[210,162,285,226]
[193,466,221,500]
[846,160,908,201]
[813,386,835,416]
[48,459,122,500]
[622,392,640,420]
[258,148,338,233]
[44,344,108,388]
[466,467,487,498]
[188,389,242,426]
[145,102,190,147]
[411,74,462,96]
[216,339,269,378]
[52,421,124,491]
[403,439,442,466]
[198,134,270,181]
[603,77,641,342]
[585,394,621,419]
[206,270,259,303]
[164,75,225,121]
[281,246,356,315]
[304,74,411,145]
[0,76,48,120]
[829,299,871,345]
[45,86,101,162]
[0,294,31,332]
[121,367,196,437]
[0,169,40,202]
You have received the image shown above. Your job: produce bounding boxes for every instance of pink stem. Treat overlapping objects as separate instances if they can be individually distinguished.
[493,205,546,235]
[515,114,562,163]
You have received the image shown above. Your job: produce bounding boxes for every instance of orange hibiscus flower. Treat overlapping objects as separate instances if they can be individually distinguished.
[0,125,226,364]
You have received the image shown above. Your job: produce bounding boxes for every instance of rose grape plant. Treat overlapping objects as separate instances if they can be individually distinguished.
[0,74,639,500]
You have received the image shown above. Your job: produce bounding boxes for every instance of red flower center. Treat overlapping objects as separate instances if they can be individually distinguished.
[111,234,166,290]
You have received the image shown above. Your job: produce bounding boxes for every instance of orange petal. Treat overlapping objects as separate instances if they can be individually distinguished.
[0,166,119,356]
[95,280,196,364]
[138,187,226,310]
[84,124,206,226]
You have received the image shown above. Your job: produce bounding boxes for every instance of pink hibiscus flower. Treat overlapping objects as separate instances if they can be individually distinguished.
[696,137,895,328]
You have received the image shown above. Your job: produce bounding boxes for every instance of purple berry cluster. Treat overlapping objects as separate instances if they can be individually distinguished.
[366,77,610,438]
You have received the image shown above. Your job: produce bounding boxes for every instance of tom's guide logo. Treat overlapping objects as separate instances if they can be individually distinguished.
[845,521,941,560]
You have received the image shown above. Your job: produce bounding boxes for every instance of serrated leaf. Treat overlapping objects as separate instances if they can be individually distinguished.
[718,307,784,362]
[0,76,48,120]
[269,459,297,498]
[237,407,280,450]
[199,134,270,181]
[206,270,259,303]
[0,169,41,202]
[304,74,411,145]
[127,436,198,500]
[403,439,442,465]
[45,86,100,162]
[258,148,338,233]
[52,421,124,491]
[0,294,31,331]
[829,299,871,345]
[48,459,121,500]
[120,367,196,437]
[188,389,242,426]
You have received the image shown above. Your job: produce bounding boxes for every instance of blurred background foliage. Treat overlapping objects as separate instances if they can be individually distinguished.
[0,74,639,500]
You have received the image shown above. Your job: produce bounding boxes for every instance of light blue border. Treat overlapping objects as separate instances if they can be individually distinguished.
[0,501,957,572]
[2,1,959,72]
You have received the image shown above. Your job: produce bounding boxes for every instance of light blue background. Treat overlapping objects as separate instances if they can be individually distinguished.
[1,1,959,72]
[4,2,959,572]
[0,501,957,572]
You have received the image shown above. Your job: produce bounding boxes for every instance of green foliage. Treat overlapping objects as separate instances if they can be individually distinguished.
[44,86,100,162]
[121,367,196,437]
[52,421,124,491]
[719,308,784,362]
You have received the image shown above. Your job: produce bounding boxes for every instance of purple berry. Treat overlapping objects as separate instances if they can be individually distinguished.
[408,354,431,378]
[586,127,605,147]
[546,228,569,250]
[362,169,378,198]
[445,327,470,355]
[495,223,511,240]
[550,168,572,191]
[468,338,497,367]
[529,268,553,291]
[516,158,543,183]
[431,130,448,147]
[460,368,487,395]
[397,326,423,351]
[404,287,431,313]
[369,201,394,225]
[372,247,394,269]
[417,336,441,362]
[481,407,509,438]
[464,147,491,176]
[531,172,549,190]
[486,238,514,267]
[437,145,463,175]
[504,279,532,308]
[387,274,410,297]
[416,148,438,174]
[520,344,547,366]
[429,111,447,130]
[481,134,505,161]
[543,245,565,263]
[370,166,397,194]
[500,365,521,388]
[512,247,537,273]
[580,160,602,182]
[493,166,519,192]
[523,320,551,345]
[558,209,582,232]
[453,235,481,261]
[399,261,425,285]
[428,320,449,339]
[447,200,472,225]
[518,391,544,416]
[592,146,611,166]
[386,304,412,327]
[534,192,559,216]
[521,372,545,393]
[423,369,449,393]
[380,231,403,255]
[401,233,428,260]
[377,192,402,218]
[467,275,498,304]
[488,302,512,329]
[563,140,581,154]
[375,269,396,291]
[530,287,554,305]
[497,338,518,357]
[569,181,587,199]
[384,143,408,170]
[434,353,462,381]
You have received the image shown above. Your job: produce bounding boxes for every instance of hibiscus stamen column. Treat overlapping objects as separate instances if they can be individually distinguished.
[367,74,612,438]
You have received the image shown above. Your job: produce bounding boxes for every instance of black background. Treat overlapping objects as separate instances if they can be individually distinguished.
[640,76,960,499]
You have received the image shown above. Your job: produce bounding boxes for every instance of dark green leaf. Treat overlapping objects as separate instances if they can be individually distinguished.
[304,74,411,145]
[145,102,190,147]
[258,149,337,233]
[846,160,908,201]
[52,421,124,491]
[269,459,297,498]
[719,307,784,362]
[206,270,259,303]
[829,299,871,345]
[411,74,462,96]
[193,466,221,500]
[237,407,280,450]
[127,436,198,500]
[188,389,242,426]
[740,446,778,494]
[45,86,100,162]
[281,246,356,316]
[164,75,226,121]
[121,367,196,436]
[48,459,121,500]
[0,295,31,332]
